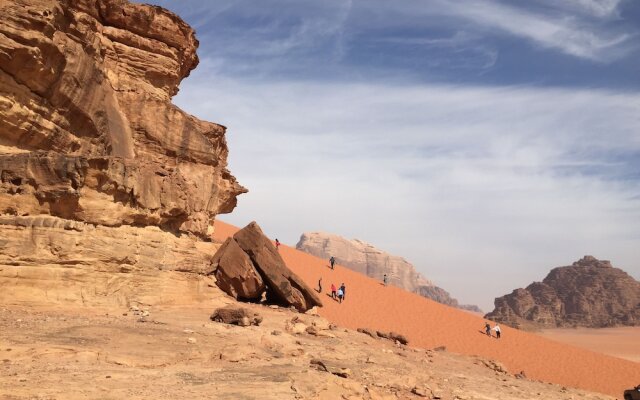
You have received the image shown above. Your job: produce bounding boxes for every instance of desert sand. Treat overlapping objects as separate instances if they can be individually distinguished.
[541,327,640,363]
[213,220,640,397]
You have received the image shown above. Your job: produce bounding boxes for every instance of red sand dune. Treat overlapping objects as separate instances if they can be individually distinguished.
[213,220,640,397]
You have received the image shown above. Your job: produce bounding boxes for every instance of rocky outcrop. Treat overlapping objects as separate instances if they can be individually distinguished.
[296,232,481,312]
[0,0,245,306]
[0,0,246,238]
[211,238,265,301]
[210,222,322,312]
[486,256,640,328]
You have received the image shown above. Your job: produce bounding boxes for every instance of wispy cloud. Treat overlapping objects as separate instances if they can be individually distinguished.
[419,0,634,61]
[173,66,640,309]
[142,0,640,310]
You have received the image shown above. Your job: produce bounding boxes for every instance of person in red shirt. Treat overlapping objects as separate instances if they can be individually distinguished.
[331,283,337,299]
[275,238,280,250]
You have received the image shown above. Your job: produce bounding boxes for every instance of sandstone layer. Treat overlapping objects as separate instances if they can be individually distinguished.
[0,0,246,306]
[296,231,481,312]
[0,0,245,238]
[485,256,640,328]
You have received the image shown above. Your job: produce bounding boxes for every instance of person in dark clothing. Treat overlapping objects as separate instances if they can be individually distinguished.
[329,256,336,269]
[383,274,388,286]
[339,283,345,301]
[275,238,280,250]
[318,277,322,293]
[484,322,492,337]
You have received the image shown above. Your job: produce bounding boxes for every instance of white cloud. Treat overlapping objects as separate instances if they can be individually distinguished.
[174,66,640,310]
[431,0,633,61]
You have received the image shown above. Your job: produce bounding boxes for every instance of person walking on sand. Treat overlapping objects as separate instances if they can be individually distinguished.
[340,283,346,301]
[337,287,344,303]
[329,256,336,270]
[484,322,492,337]
[275,238,280,251]
[493,324,501,339]
[383,274,388,286]
[331,283,337,299]
[318,277,322,293]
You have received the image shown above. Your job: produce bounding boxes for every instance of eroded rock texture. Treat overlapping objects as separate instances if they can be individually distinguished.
[0,0,245,305]
[485,256,640,328]
[0,0,246,237]
[296,232,481,313]
[211,222,323,312]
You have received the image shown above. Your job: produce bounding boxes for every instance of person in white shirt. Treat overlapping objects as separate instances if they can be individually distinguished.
[493,324,501,339]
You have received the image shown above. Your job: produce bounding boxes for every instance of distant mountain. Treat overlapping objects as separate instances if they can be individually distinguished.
[296,232,481,313]
[485,256,640,329]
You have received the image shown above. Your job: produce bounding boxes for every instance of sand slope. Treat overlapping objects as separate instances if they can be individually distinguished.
[214,220,640,397]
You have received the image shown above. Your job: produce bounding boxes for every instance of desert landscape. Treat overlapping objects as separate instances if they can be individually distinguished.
[1,0,639,399]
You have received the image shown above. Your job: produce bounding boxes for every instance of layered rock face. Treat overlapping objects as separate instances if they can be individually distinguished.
[485,256,640,328]
[0,0,245,237]
[296,232,481,312]
[0,0,245,305]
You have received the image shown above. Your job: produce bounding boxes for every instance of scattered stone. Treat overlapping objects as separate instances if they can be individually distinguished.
[376,330,390,340]
[411,386,431,397]
[433,346,447,352]
[271,330,282,336]
[187,337,196,344]
[389,332,408,345]
[357,328,377,338]
[210,306,262,327]
[310,359,351,378]
[183,329,194,334]
[515,370,527,379]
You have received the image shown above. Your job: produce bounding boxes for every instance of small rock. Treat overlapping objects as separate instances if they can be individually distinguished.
[271,330,282,336]
[310,359,351,378]
[210,306,262,326]
[187,337,196,344]
[411,386,430,397]
[433,346,447,352]
[183,329,194,334]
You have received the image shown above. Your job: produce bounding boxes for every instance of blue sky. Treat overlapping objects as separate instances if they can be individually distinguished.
[144,0,639,311]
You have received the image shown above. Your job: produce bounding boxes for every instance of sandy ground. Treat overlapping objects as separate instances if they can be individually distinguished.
[540,327,640,363]
[213,220,640,398]
[0,302,619,400]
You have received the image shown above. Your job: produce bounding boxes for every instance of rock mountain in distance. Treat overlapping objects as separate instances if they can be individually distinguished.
[296,232,481,313]
[485,256,640,328]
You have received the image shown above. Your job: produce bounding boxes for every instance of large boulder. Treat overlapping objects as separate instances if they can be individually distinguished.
[210,238,265,301]
[234,222,322,312]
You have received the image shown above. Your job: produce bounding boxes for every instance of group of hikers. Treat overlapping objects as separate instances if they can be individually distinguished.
[484,322,501,339]
[317,277,346,304]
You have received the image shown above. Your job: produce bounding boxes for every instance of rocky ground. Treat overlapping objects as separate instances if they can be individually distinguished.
[0,299,615,400]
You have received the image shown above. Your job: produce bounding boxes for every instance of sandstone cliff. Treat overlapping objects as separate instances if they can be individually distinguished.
[485,256,640,328]
[0,0,245,305]
[296,232,481,312]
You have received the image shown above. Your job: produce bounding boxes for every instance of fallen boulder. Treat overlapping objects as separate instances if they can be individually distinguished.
[209,237,265,300]
[210,306,263,327]
[233,222,322,312]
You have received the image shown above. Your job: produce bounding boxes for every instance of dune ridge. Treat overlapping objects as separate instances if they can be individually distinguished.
[214,220,640,397]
